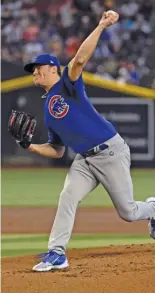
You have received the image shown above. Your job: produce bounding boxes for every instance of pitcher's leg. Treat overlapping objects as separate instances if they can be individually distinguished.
[107,173,155,222]
[89,142,155,222]
[104,150,155,221]
[48,155,98,250]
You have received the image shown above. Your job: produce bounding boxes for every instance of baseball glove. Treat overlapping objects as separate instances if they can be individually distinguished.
[8,110,37,149]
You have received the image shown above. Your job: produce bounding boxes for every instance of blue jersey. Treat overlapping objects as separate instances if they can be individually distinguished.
[44,66,117,153]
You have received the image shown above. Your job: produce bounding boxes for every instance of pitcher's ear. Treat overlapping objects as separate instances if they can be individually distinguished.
[49,65,57,74]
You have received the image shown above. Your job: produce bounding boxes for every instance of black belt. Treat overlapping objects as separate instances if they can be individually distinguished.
[81,143,108,158]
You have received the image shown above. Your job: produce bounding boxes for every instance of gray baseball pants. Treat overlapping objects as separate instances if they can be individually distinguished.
[48,133,155,250]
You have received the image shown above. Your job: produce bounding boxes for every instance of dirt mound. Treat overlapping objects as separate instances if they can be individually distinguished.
[2,244,155,293]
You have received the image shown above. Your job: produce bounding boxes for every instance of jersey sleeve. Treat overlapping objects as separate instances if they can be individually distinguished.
[47,128,64,146]
[61,66,86,99]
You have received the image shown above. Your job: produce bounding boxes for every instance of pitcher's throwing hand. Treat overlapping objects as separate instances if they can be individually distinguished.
[99,10,119,28]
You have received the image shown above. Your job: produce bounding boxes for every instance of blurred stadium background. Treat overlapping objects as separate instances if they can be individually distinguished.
[1,0,155,257]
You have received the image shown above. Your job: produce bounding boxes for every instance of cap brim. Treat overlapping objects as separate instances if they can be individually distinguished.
[24,62,60,73]
[24,62,38,73]
[24,63,39,73]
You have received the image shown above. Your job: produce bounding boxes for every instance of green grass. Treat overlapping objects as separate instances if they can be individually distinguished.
[2,168,155,207]
[2,234,154,257]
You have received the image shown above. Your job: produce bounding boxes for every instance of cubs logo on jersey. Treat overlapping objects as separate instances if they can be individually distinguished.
[48,95,69,118]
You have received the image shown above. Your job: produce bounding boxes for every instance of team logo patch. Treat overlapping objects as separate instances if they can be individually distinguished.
[48,95,69,118]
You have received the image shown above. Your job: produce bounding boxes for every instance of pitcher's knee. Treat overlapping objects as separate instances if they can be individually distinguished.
[118,205,138,222]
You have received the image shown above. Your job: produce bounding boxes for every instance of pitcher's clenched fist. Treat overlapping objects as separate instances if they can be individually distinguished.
[99,10,119,29]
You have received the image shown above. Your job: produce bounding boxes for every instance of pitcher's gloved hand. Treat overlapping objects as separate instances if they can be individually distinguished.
[8,110,37,149]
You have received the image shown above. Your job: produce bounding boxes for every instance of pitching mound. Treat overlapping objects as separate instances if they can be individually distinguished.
[2,244,155,293]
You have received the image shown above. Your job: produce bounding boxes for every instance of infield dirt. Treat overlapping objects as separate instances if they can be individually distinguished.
[2,207,148,234]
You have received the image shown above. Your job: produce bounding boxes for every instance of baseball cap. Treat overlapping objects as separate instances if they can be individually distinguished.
[24,53,61,73]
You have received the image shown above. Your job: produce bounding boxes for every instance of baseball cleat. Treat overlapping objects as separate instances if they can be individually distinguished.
[146,197,155,239]
[32,250,69,272]
[148,219,155,239]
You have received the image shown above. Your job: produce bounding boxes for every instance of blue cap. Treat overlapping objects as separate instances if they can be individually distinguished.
[24,53,61,73]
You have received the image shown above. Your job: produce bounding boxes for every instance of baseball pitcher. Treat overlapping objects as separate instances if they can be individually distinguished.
[8,10,155,272]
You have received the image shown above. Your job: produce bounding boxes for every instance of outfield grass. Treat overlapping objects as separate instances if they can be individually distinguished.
[2,233,154,257]
[2,169,155,207]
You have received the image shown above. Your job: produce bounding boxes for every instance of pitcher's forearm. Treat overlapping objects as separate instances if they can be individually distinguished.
[28,143,65,158]
[69,11,119,81]
[74,25,104,65]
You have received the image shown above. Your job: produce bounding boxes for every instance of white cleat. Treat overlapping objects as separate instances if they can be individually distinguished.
[146,197,155,239]
[32,250,69,272]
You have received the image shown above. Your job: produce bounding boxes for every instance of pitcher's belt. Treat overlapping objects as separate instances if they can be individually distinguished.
[81,143,108,158]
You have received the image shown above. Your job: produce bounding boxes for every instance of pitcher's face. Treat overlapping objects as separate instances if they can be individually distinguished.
[32,64,57,87]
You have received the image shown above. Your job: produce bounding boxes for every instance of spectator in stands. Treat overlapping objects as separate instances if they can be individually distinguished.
[1,0,154,86]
